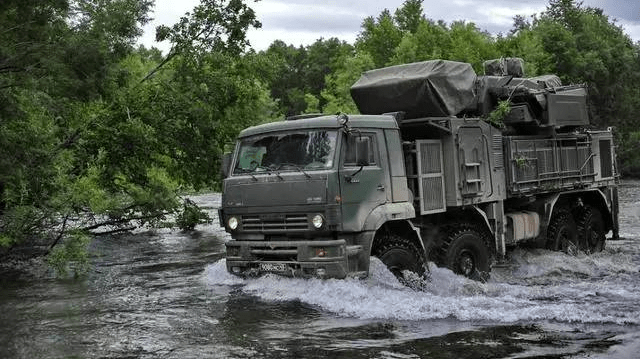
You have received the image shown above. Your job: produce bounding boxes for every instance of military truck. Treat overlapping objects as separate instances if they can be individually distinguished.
[219,59,619,280]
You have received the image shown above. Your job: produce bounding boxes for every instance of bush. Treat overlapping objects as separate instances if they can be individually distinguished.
[176,198,212,231]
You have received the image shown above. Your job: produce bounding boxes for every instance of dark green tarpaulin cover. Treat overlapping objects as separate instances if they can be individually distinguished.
[350,60,477,118]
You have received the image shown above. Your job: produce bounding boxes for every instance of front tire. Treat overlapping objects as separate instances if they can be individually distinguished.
[374,234,426,279]
[442,225,492,281]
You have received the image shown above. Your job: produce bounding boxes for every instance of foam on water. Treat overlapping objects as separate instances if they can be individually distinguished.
[203,241,640,325]
[202,259,244,286]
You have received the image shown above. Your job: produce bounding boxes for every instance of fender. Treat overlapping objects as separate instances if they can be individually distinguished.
[543,193,563,233]
[363,202,427,256]
[362,202,415,232]
[539,188,615,245]
[545,188,611,228]
[575,188,616,233]
[470,205,493,236]
[586,188,613,211]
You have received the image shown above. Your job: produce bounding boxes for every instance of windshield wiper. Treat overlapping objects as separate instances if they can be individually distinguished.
[276,163,311,179]
[272,167,284,180]
[255,164,284,180]
[296,166,312,179]
[254,165,272,174]
[236,168,258,181]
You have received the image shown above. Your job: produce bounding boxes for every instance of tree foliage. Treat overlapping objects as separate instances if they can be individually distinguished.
[394,0,425,34]
[533,0,637,125]
[0,0,269,271]
[155,0,260,56]
[356,9,404,68]
[391,20,499,72]
[321,52,375,115]
[256,38,353,116]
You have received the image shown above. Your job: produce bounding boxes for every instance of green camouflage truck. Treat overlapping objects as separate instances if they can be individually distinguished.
[219,59,619,281]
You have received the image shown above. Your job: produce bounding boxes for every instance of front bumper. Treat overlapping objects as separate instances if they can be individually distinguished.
[225,239,368,279]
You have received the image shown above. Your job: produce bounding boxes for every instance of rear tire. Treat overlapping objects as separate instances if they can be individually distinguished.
[546,209,579,253]
[576,206,606,253]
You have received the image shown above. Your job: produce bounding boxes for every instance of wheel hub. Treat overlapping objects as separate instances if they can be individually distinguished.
[381,248,414,277]
[458,250,475,276]
[589,228,598,246]
[558,229,572,250]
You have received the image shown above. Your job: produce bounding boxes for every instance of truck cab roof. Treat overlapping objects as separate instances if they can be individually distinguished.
[238,114,400,138]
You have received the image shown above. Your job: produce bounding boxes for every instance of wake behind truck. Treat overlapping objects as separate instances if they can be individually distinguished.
[219,59,619,280]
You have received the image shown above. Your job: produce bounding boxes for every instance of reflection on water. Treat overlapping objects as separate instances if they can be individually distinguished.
[0,185,639,358]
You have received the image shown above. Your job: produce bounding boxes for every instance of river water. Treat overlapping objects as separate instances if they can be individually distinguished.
[1,181,639,358]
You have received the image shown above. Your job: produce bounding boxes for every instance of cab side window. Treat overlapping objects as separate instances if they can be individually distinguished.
[344,133,376,167]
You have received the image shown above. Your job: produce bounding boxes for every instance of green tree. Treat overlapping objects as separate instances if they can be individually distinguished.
[1,0,157,252]
[257,38,353,116]
[446,21,499,72]
[391,20,449,64]
[391,20,498,72]
[394,0,425,34]
[0,0,270,272]
[495,24,555,77]
[356,9,403,68]
[533,0,637,124]
[260,40,307,116]
[304,94,320,114]
[303,38,354,110]
[321,52,375,114]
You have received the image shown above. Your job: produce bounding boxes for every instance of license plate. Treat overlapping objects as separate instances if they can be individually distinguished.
[259,262,287,272]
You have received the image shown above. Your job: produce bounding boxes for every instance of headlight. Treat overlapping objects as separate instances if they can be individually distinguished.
[311,214,324,229]
[227,216,239,230]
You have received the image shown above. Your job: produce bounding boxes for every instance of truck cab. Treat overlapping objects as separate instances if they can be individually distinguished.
[219,114,419,279]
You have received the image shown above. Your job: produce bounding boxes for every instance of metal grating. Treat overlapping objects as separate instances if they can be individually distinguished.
[421,177,444,211]
[416,140,446,214]
[492,134,504,168]
[249,244,298,261]
[420,142,441,173]
[242,214,308,233]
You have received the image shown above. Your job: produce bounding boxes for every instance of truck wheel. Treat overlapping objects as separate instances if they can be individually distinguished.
[374,234,426,279]
[576,206,606,253]
[546,209,578,253]
[443,226,492,281]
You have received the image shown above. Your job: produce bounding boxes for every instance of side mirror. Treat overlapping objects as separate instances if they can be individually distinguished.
[221,152,233,178]
[355,137,370,167]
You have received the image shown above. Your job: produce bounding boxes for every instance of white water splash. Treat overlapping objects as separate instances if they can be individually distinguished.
[203,241,640,325]
[202,259,244,286]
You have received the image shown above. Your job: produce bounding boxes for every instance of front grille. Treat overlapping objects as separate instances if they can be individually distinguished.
[242,214,309,232]
[250,246,298,261]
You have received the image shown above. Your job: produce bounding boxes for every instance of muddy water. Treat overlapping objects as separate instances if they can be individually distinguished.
[1,181,639,358]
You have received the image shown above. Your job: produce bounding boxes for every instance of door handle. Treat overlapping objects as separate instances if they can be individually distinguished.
[377,185,385,191]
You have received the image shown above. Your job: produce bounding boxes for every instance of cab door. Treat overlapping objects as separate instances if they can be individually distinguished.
[339,130,389,231]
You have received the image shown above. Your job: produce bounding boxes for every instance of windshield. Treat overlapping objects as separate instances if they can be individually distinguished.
[233,130,338,174]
